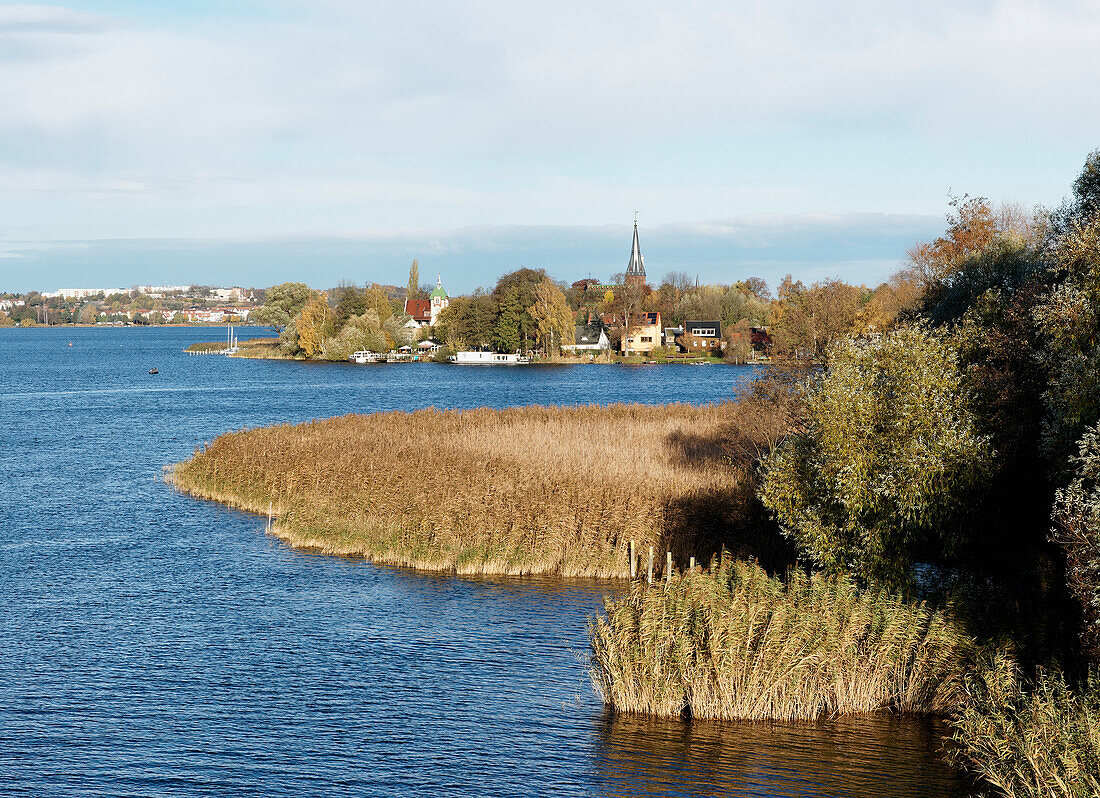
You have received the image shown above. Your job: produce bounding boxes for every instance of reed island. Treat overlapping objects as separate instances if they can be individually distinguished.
[170,401,771,577]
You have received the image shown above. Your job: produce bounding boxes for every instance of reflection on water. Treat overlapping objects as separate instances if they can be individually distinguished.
[594,710,970,798]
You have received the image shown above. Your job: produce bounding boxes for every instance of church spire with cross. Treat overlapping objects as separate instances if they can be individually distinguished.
[624,214,646,289]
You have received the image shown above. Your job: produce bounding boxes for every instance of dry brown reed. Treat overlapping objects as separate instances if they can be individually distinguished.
[589,557,974,721]
[170,402,769,576]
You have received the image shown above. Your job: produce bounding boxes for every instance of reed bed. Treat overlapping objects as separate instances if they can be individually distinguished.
[185,338,286,356]
[170,402,763,577]
[949,654,1100,798]
[588,557,974,721]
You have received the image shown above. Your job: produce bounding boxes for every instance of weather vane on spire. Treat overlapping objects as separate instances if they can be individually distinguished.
[634,210,638,223]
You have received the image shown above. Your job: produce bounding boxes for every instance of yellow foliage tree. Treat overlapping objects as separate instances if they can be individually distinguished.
[528,279,575,353]
[295,294,330,358]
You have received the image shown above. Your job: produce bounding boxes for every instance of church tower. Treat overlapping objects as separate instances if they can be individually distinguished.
[624,219,647,289]
[428,274,449,326]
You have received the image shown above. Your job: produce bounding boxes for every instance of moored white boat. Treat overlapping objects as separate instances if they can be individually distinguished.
[349,350,384,363]
[448,351,530,365]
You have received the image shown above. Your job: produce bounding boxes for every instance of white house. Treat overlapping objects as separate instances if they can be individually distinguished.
[565,322,611,352]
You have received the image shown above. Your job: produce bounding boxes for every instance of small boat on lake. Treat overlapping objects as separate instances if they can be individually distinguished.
[148,367,159,375]
[448,351,530,365]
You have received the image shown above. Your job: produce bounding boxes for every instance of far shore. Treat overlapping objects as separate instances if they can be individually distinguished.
[183,337,752,365]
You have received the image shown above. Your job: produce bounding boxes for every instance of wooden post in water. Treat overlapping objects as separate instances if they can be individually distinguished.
[267,501,273,534]
[629,540,636,580]
[647,546,654,584]
[666,551,672,583]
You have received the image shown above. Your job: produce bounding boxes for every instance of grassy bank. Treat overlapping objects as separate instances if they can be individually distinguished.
[170,402,782,576]
[589,558,974,721]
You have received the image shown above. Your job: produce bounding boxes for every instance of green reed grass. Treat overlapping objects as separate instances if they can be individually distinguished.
[169,402,763,577]
[589,557,974,721]
[949,653,1100,797]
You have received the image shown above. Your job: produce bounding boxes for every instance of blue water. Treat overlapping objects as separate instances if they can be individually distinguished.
[0,327,969,797]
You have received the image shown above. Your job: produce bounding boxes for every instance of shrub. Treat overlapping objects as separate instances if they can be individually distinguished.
[1053,422,1100,660]
[760,326,993,587]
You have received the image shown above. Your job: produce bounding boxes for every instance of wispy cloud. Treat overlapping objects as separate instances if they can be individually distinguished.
[0,211,942,293]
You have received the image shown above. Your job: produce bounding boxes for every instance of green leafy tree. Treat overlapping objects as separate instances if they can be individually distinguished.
[363,284,393,325]
[493,284,528,352]
[1053,422,1100,660]
[252,282,315,333]
[760,326,993,587]
[332,285,368,331]
[434,291,496,350]
[408,260,420,299]
[491,268,545,348]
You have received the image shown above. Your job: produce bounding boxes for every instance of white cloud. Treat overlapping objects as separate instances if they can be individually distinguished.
[0,1,1096,244]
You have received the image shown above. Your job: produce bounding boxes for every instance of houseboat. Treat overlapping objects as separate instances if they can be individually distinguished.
[448,351,530,365]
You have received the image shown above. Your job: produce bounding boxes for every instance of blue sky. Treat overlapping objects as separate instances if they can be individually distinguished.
[1,1,1098,293]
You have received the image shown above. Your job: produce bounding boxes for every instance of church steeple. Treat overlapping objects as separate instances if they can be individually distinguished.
[625,217,646,289]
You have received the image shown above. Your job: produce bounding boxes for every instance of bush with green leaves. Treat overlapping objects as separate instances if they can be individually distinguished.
[1053,422,1100,660]
[319,311,390,361]
[950,653,1100,798]
[760,325,993,586]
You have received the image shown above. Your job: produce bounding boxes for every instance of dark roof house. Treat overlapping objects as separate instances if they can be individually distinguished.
[569,322,611,350]
[684,320,722,338]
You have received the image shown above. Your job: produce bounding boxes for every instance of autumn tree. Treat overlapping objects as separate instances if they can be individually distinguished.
[527,278,575,353]
[408,259,420,299]
[362,284,393,324]
[293,294,331,358]
[769,277,863,359]
[906,194,998,290]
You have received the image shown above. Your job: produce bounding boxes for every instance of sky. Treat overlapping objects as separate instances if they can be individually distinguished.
[1,0,1098,294]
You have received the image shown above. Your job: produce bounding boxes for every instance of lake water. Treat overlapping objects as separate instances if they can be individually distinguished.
[0,327,970,797]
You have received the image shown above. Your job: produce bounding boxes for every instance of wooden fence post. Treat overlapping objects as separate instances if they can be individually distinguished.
[689,556,695,570]
[647,546,654,584]
[666,551,672,583]
[629,540,636,580]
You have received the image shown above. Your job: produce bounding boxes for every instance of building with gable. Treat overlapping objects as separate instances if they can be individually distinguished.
[622,311,662,355]
[404,275,450,328]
